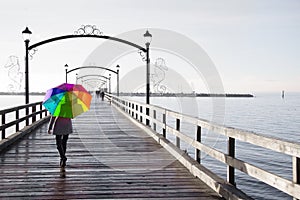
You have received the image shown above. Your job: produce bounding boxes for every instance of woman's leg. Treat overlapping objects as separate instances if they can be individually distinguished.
[62,134,69,157]
[56,135,66,167]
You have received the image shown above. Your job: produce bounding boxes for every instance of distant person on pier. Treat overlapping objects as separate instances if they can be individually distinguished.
[96,90,100,98]
[101,91,105,101]
[47,114,73,168]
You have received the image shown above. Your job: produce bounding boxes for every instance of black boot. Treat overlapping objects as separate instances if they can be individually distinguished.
[60,157,67,167]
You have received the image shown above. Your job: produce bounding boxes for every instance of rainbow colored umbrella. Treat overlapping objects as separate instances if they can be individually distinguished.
[43,83,92,118]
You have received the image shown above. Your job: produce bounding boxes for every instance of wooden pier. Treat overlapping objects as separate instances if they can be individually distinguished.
[2,94,300,199]
[0,98,222,199]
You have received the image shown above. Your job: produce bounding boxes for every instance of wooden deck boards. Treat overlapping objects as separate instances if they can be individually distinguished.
[0,98,222,199]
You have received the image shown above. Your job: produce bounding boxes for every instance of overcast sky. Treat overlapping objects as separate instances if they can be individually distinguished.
[0,0,299,94]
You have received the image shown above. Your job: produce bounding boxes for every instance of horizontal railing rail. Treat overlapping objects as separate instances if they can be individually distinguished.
[106,93,300,199]
[0,101,48,139]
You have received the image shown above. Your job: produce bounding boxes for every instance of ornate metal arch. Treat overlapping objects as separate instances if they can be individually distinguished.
[29,25,146,52]
[67,66,118,75]
[77,74,110,80]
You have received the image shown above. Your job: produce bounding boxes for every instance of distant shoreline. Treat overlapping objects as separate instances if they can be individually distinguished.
[0,92,254,98]
[0,92,45,96]
[119,92,254,97]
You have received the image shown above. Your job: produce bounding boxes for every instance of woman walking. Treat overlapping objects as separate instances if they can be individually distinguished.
[48,116,73,168]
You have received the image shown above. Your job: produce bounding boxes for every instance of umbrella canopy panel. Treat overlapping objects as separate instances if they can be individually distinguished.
[43,83,92,118]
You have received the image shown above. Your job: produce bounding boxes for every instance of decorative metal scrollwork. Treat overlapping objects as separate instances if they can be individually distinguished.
[138,50,146,62]
[74,25,103,35]
[29,48,38,60]
[151,57,168,94]
[4,56,24,92]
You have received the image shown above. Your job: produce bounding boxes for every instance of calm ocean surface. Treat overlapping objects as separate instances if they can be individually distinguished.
[1,93,299,199]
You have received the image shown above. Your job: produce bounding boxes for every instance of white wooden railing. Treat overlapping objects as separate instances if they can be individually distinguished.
[106,93,300,199]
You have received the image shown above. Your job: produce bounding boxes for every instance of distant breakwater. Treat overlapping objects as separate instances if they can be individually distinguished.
[0,92,45,96]
[0,92,254,98]
[119,92,254,97]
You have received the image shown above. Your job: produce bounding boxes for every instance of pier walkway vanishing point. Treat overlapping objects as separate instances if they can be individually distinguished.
[0,97,223,200]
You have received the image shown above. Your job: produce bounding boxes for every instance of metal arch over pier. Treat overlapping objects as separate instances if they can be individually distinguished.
[22,25,151,109]
[66,66,119,96]
[77,75,111,93]
[77,74,110,80]
[28,35,146,52]
[67,66,118,75]
[81,78,108,92]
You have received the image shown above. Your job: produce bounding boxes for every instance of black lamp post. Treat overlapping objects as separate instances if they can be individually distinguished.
[65,64,68,83]
[116,65,120,96]
[144,30,152,104]
[109,74,111,94]
[22,27,32,104]
[144,30,152,126]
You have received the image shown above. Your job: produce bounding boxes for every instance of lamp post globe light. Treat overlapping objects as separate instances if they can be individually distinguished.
[65,64,69,83]
[22,27,32,104]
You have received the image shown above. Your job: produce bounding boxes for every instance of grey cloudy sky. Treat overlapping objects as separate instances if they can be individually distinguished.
[0,0,299,93]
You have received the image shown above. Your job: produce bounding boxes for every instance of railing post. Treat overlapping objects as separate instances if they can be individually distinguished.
[16,110,19,132]
[127,102,131,115]
[162,111,166,138]
[1,114,5,139]
[135,104,138,120]
[146,107,150,126]
[140,105,143,123]
[153,110,157,132]
[131,103,134,117]
[39,103,43,119]
[26,106,29,126]
[227,137,236,186]
[195,125,201,163]
[176,118,180,148]
[293,156,300,200]
[32,104,36,123]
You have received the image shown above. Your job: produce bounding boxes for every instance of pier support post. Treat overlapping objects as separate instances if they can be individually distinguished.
[133,104,135,118]
[32,105,36,123]
[293,156,300,200]
[153,110,157,132]
[195,126,201,163]
[227,137,236,186]
[176,118,180,148]
[135,104,138,120]
[140,105,143,122]
[1,114,5,139]
[162,112,166,138]
[39,103,43,119]
[146,108,150,126]
[16,110,19,132]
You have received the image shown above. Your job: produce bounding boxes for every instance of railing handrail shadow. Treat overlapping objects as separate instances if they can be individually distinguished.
[105,93,300,199]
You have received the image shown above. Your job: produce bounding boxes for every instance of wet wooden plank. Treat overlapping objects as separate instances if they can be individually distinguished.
[0,98,222,199]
